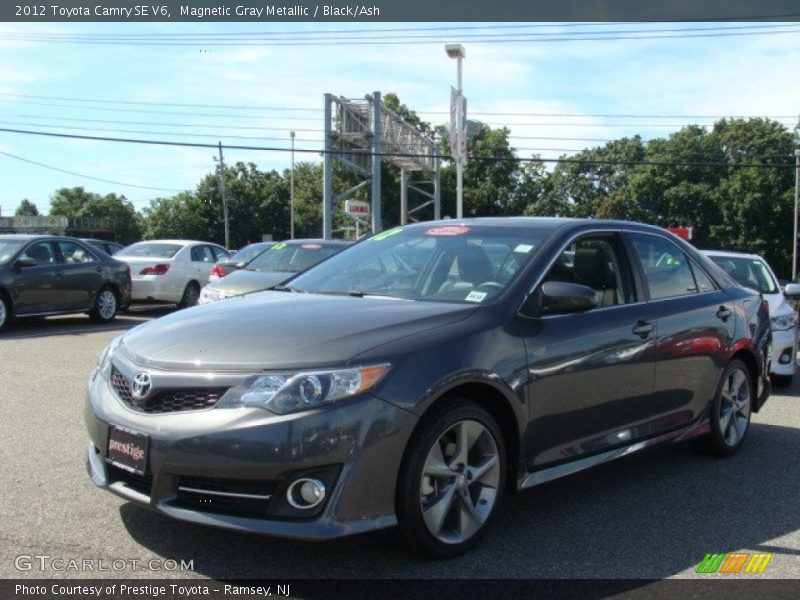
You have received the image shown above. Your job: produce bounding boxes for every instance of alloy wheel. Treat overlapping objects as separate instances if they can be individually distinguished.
[98,289,117,321]
[419,419,501,545]
[719,368,751,447]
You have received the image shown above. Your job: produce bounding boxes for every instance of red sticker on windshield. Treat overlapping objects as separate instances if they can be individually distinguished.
[425,225,470,237]
[301,244,322,249]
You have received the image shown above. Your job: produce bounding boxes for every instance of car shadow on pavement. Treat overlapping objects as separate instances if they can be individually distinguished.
[119,421,800,580]
[0,307,175,340]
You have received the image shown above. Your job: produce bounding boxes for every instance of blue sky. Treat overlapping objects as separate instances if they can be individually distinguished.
[1,21,799,216]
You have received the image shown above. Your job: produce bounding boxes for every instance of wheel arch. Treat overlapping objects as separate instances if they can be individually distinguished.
[401,380,523,494]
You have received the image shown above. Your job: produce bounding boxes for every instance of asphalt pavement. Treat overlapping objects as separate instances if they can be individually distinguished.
[2,308,800,580]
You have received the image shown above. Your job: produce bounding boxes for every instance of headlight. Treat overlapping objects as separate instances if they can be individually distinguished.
[199,286,227,304]
[771,315,796,332]
[92,335,122,381]
[220,364,391,415]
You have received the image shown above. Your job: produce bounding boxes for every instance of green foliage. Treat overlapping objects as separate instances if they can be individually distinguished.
[14,199,39,216]
[49,187,142,244]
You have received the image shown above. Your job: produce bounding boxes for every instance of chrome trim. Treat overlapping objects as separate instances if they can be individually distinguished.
[108,481,151,504]
[177,486,273,501]
[286,478,326,510]
[520,426,698,489]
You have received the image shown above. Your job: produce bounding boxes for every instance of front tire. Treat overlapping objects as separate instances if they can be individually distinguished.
[178,282,200,308]
[0,293,9,332]
[697,359,753,457]
[396,400,506,558]
[89,286,118,323]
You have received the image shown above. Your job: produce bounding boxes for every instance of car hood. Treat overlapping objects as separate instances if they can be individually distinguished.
[120,291,476,370]
[206,269,290,297]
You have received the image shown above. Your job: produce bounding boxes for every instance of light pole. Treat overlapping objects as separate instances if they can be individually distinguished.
[445,43,465,219]
[290,131,296,239]
[793,116,800,280]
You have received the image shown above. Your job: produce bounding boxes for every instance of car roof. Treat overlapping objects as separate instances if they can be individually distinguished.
[285,239,351,246]
[128,239,223,247]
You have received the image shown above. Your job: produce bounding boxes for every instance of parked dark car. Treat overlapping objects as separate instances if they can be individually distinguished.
[0,234,132,331]
[199,239,350,304]
[85,218,770,557]
[80,238,125,256]
[208,242,274,282]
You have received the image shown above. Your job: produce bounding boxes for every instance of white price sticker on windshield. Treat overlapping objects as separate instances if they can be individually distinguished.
[465,291,488,303]
[514,244,534,253]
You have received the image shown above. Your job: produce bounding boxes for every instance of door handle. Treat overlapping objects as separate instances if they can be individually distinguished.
[632,320,654,338]
[716,306,732,321]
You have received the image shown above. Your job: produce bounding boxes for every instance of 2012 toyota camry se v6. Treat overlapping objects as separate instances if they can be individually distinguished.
[85,218,771,557]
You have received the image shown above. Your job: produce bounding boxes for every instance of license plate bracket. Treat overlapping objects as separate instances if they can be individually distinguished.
[107,425,149,476]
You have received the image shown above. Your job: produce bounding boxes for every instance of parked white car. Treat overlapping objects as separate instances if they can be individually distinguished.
[704,250,800,385]
[115,240,230,308]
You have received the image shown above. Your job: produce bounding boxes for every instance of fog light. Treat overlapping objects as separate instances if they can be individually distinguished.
[287,478,326,509]
[779,349,793,365]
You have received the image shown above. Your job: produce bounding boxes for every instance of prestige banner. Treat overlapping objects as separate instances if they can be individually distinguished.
[4,0,800,22]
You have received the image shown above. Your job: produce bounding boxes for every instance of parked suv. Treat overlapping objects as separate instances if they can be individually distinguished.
[704,250,800,385]
[0,234,131,331]
[86,219,770,557]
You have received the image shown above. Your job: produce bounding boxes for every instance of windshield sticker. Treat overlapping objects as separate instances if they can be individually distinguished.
[301,243,322,250]
[465,291,488,303]
[426,225,470,237]
[371,227,403,242]
[271,242,288,251]
[514,244,534,253]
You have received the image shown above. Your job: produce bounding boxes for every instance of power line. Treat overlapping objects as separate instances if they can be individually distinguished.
[2,93,794,122]
[0,126,795,169]
[4,23,799,45]
[0,150,187,192]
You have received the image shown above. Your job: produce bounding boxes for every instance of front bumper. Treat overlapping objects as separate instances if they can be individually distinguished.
[769,327,798,377]
[85,372,417,540]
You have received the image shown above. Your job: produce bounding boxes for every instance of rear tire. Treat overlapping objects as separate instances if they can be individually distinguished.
[90,286,118,323]
[696,359,752,457]
[178,282,200,309]
[396,400,506,559]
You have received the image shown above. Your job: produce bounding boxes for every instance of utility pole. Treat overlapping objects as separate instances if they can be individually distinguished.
[290,131,296,239]
[214,141,230,249]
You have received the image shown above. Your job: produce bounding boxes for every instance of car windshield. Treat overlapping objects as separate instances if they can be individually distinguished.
[290,224,549,303]
[246,242,342,273]
[230,243,271,263]
[708,255,779,294]
[117,242,182,259]
[0,240,26,265]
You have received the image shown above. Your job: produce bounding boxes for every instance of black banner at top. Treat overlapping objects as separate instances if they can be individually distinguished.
[3,0,800,22]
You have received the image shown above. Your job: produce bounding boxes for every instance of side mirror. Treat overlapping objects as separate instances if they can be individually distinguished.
[15,256,38,268]
[522,281,598,317]
[784,283,800,297]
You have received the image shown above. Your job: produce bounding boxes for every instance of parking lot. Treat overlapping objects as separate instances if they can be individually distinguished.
[2,309,800,580]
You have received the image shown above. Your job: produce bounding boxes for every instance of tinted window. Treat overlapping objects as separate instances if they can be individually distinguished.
[690,262,716,293]
[229,243,270,263]
[117,243,182,259]
[57,241,97,264]
[707,255,778,294]
[247,243,343,273]
[0,240,26,265]
[22,242,56,265]
[629,234,698,300]
[291,225,550,303]
[543,234,634,307]
[191,246,215,263]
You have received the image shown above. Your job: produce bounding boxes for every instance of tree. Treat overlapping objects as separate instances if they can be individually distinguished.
[50,187,142,244]
[14,199,39,216]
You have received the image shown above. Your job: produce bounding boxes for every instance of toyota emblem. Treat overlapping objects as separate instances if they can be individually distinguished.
[131,372,153,400]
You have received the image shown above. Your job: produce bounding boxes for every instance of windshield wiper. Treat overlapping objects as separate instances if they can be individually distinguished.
[273,284,307,293]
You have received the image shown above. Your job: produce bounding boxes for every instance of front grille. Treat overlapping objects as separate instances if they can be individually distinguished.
[106,463,153,496]
[173,475,281,518]
[110,367,228,414]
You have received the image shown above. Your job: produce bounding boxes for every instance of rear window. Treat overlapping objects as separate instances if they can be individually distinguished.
[117,243,182,259]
